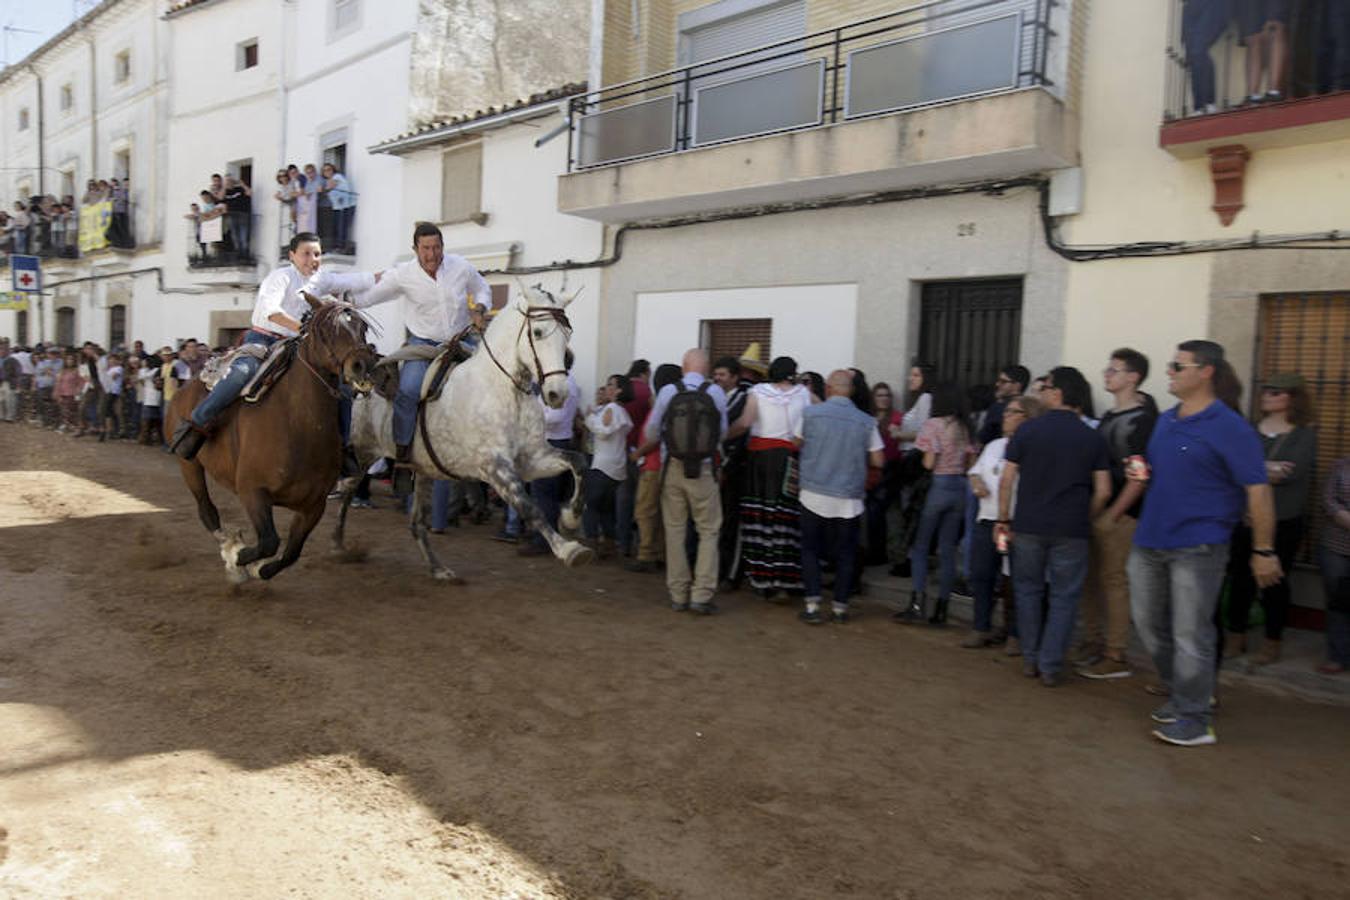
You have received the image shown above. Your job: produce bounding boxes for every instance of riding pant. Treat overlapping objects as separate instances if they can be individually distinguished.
[394,334,440,446]
[190,330,279,426]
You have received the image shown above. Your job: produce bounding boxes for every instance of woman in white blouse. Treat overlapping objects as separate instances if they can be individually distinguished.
[727,356,814,597]
[887,363,935,577]
[582,374,634,559]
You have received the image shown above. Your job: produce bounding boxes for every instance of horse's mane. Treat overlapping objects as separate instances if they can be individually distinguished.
[304,298,382,345]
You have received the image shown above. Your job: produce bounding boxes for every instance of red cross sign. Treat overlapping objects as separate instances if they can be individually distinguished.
[10,255,41,293]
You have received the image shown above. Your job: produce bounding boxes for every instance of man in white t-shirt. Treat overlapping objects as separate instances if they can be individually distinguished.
[794,370,884,624]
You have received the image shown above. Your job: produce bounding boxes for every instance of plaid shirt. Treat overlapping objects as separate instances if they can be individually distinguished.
[1326,457,1350,557]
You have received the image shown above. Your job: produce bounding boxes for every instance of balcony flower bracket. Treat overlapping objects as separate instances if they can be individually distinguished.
[1207,144,1250,227]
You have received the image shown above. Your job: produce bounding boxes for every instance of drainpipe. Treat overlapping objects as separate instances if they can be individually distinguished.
[87,24,97,185]
[26,64,44,194]
[277,0,293,264]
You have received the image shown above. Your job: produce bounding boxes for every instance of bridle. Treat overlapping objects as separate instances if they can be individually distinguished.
[297,304,370,399]
[478,305,573,394]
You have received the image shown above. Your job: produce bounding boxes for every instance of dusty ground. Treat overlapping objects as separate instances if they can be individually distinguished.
[1,424,1348,899]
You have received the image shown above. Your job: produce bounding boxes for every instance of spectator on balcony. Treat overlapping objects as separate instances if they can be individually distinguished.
[107,178,132,249]
[297,164,319,235]
[0,211,11,253]
[50,201,68,252]
[197,190,227,257]
[1239,0,1291,103]
[321,163,355,254]
[11,202,30,254]
[271,167,298,234]
[223,175,253,260]
[208,173,226,204]
[81,179,101,206]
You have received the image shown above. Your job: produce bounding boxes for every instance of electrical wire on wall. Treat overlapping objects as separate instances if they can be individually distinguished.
[480,175,1350,280]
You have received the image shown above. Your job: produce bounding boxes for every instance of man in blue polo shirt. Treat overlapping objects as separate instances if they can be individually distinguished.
[996,366,1111,687]
[1129,340,1280,747]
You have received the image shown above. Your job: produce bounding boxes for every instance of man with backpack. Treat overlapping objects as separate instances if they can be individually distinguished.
[633,349,729,614]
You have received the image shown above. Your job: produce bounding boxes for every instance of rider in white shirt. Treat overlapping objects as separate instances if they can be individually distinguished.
[170,231,377,461]
[354,222,489,495]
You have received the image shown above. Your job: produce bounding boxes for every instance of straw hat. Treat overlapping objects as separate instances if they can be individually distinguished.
[738,341,768,376]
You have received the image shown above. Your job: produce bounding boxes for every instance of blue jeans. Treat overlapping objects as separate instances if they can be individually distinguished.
[1128,543,1230,724]
[800,507,861,609]
[969,519,1002,633]
[394,335,439,446]
[910,475,965,598]
[1183,0,1232,109]
[1013,533,1090,677]
[191,330,277,426]
[229,211,252,257]
[528,438,573,547]
[582,470,621,540]
[335,206,353,248]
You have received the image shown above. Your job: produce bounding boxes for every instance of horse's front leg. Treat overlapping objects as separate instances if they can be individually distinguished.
[254,499,326,581]
[486,453,592,568]
[235,488,281,567]
[408,473,462,583]
[522,446,587,533]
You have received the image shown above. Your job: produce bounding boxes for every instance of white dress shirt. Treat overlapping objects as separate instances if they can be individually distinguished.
[355,254,491,343]
[586,402,634,481]
[252,264,376,337]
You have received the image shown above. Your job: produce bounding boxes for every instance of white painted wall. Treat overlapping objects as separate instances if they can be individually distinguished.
[634,284,859,377]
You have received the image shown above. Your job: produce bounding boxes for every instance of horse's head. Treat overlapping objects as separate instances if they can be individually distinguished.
[300,291,378,393]
[505,283,575,408]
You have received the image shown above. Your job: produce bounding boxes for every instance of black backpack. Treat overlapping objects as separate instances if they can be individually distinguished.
[662,381,721,478]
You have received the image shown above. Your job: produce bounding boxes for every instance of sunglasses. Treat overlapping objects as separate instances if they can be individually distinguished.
[1167,361,1205,373]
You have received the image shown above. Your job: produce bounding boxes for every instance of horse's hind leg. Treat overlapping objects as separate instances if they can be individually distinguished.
[255,501,326,581]
[408,475,462,583]
[179,458,221,534]
[486,454,592,567]
[234,488,281,567]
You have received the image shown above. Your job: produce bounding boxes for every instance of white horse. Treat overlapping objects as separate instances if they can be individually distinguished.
[336,284,591,581]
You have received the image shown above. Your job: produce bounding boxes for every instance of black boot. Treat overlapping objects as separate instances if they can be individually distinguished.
[928,595,950,627]
[892,591,925,625]
[169,420,207,461]
[392,443,414,496]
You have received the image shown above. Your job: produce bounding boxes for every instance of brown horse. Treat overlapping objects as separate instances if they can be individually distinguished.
[165,293,377,582]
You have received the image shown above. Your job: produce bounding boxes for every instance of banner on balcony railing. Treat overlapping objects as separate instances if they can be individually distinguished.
[0,292,29,311]
[199,216,223,244]
[79,201,112,253]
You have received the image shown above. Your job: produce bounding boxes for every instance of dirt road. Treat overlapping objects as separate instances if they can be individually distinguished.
[1,425,1347,899]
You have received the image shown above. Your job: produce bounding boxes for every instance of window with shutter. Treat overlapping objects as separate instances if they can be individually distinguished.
[440,143,483,225]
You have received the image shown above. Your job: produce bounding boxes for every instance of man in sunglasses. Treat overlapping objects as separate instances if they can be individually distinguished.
[1128,340,1280,747]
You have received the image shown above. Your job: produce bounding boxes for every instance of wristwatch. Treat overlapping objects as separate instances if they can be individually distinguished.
[1251,548,1276,558]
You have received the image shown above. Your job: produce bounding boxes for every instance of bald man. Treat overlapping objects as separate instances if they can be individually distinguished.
[634,348,729,613]
[794,369,885,624]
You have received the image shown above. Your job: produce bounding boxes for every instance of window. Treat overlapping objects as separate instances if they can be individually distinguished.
[56,308,76,346]
[700,318,773,365]
[114,50,131,84]
[320,128,348,173]
[15,310,28,346]
[60,169,76,200]
[60,83,74,112]
[113,148,131,181]
[109,305,127,349]
[236,39,258,71]
[228,158,254,189]
[17,108,29,131]
[489,283,509,311]
[440,143,483,224]
[330,0,361,38]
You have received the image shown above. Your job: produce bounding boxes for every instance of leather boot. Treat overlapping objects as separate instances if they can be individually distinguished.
[1252,638,1281,666]
[928,595,950,627]
[169,420,207,460]
[892,591,925,625]
[393,443,414,496]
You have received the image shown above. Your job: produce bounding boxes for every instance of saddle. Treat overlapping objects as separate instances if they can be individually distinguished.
[371,330,474,405]
[199,339,298,405]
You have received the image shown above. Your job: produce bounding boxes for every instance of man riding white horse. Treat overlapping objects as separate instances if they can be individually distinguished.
[353,221,489,495]
[169,231,378,466]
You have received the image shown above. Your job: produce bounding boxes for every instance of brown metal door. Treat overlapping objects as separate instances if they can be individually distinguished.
[919,278,1023,392]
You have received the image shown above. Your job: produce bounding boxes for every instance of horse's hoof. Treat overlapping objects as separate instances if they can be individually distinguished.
[560,509,580,532]
[224,565,249,585]
[245,559,274,581]
[562,543,594,568]
[431,568,465,585]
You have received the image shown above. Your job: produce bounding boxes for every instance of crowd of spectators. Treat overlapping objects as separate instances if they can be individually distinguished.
[186,172,255,265]
[4,331,1346,745]
[272,162,356,255]
[0,178,132,259]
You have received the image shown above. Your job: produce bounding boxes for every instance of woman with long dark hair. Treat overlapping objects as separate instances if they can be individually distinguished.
[865,382,904,565]
[728,356,812,596]
[887,363,936,577]
[1225,372,1317,665]
[894,382,971,625]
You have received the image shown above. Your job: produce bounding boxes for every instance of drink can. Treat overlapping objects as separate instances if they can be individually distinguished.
[995,528,1010,555]
[1125,455,1151,482]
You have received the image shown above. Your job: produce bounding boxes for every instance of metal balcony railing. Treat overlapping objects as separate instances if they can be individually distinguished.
[275,195,358,259]
[0,201,137,265]
[568,0,1058,171]
[1164,0,1350,120]
[187,212,260,269]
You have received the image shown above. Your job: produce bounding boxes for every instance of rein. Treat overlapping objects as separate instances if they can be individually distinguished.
[478,305,572,393]
[296,306,366,400]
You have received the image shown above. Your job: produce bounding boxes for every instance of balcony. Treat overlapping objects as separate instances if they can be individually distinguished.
[1160,0,1350,158]
[559,0,1075,223]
